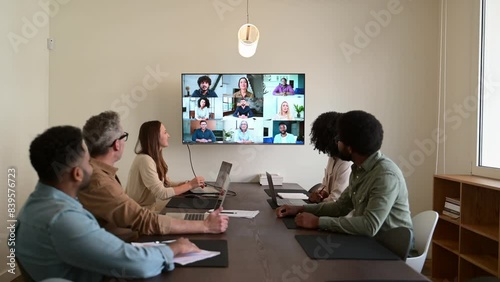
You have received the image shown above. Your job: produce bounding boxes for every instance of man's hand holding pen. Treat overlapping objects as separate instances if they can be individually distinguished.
[308,187,329,203]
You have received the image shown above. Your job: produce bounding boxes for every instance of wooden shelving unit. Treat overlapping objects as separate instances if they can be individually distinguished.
[432,175,500,282]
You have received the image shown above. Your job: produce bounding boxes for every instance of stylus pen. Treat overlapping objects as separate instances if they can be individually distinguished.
[317,186,325,199]
[155,240,176,244]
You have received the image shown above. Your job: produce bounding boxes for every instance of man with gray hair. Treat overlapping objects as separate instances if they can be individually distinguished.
[79,111,228,239]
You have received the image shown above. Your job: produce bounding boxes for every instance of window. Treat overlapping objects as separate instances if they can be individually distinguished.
[474,0,500,178]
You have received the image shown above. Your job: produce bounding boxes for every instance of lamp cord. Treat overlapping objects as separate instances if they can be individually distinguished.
[246,0,249,23]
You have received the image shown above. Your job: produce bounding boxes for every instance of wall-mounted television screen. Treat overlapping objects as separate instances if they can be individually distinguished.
[181,74,305,145]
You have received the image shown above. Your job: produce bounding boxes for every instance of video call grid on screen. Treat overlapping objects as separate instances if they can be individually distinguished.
[181,73,305,145]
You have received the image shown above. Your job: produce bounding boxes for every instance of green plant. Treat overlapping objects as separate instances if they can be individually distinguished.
[223,130,233,138]
[294,104,304,113]
[294,104,305,118]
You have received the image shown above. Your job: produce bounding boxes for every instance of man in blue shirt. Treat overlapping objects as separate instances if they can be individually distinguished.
[192,120,216,143]
[273,122,296,143]
[191,75,218,97]
[16,126,199,281]
[232,98,254,118]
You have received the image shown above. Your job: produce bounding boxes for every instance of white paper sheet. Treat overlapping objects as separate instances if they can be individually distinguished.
[131,242,220,265]
[173,250,220,265]
[210,209,259,218]
[277,192,308,200]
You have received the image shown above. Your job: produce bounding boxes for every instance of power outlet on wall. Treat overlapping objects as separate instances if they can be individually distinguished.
[47,38,55,50]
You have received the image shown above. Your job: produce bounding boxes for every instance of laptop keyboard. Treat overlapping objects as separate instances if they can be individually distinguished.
[184,213,206,221]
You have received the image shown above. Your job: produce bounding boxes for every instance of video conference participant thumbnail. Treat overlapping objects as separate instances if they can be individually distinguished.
[232,98,254,118]
[273,122,296,143]
[192,120,216,143]
[192,75,218,98]
[235,120,253,143]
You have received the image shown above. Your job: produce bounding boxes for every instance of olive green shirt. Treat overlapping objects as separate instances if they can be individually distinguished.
[303,151,413,237]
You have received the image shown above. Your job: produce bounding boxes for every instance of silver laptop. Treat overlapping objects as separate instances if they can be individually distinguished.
[164,172,230,220]
[191,161,232,194]
[267,172,307,206]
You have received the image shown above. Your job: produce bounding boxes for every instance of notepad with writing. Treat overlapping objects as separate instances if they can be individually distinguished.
[295,234,399,260]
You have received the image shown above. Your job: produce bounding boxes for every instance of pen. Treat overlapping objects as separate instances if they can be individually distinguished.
[220,211,235,214]
[316,186,325,199]
[154,240,176,244]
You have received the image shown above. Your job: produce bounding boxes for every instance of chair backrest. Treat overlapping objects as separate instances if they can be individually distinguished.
[405,210,439,273]
[412,210,439,255]
[375,227,412,261]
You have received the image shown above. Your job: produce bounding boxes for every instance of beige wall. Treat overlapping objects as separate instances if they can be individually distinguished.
[0,0,50,276]
[47,0,439,214]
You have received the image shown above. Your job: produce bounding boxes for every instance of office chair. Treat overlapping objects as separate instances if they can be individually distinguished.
[308,183,322,193]
[375,227,412,261]
[15,257,34,282]
[406,210,439,272]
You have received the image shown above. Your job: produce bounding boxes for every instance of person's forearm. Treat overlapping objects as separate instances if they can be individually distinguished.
[169,218,207,234]
[149,186,175,200]
[172,182,193,195]
[303,202,339,216]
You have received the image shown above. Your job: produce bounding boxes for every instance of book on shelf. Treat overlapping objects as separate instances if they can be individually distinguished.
[444,201,460,213]
[442,209,460,219]
[443,196,460,219]
[443,207,460,216]
[445,197,460,206]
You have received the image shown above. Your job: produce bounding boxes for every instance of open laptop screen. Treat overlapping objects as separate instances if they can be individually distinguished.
[212,161,232,188]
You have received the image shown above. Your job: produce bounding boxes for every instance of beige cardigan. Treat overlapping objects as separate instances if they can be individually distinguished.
[126,154,185,210]
[320,157,352,202]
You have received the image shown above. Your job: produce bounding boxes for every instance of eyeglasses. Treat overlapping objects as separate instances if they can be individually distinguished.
[109,132,128,147]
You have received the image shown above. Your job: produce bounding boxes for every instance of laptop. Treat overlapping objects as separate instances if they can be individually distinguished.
[267,172,307,206]
[164,172,230,221]
[190,161,232,194]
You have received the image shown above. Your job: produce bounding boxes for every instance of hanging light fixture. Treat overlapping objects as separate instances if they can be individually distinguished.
[238,0,259,58]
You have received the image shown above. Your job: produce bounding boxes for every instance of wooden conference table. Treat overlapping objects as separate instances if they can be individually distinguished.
[133,183,429,282]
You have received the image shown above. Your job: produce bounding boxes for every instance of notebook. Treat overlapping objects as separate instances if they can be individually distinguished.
[266,172,307,206]
[164,172,230,220]
[190,161,232,194]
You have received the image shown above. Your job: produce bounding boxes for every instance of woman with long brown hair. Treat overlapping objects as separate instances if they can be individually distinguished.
[126,121,205,211]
